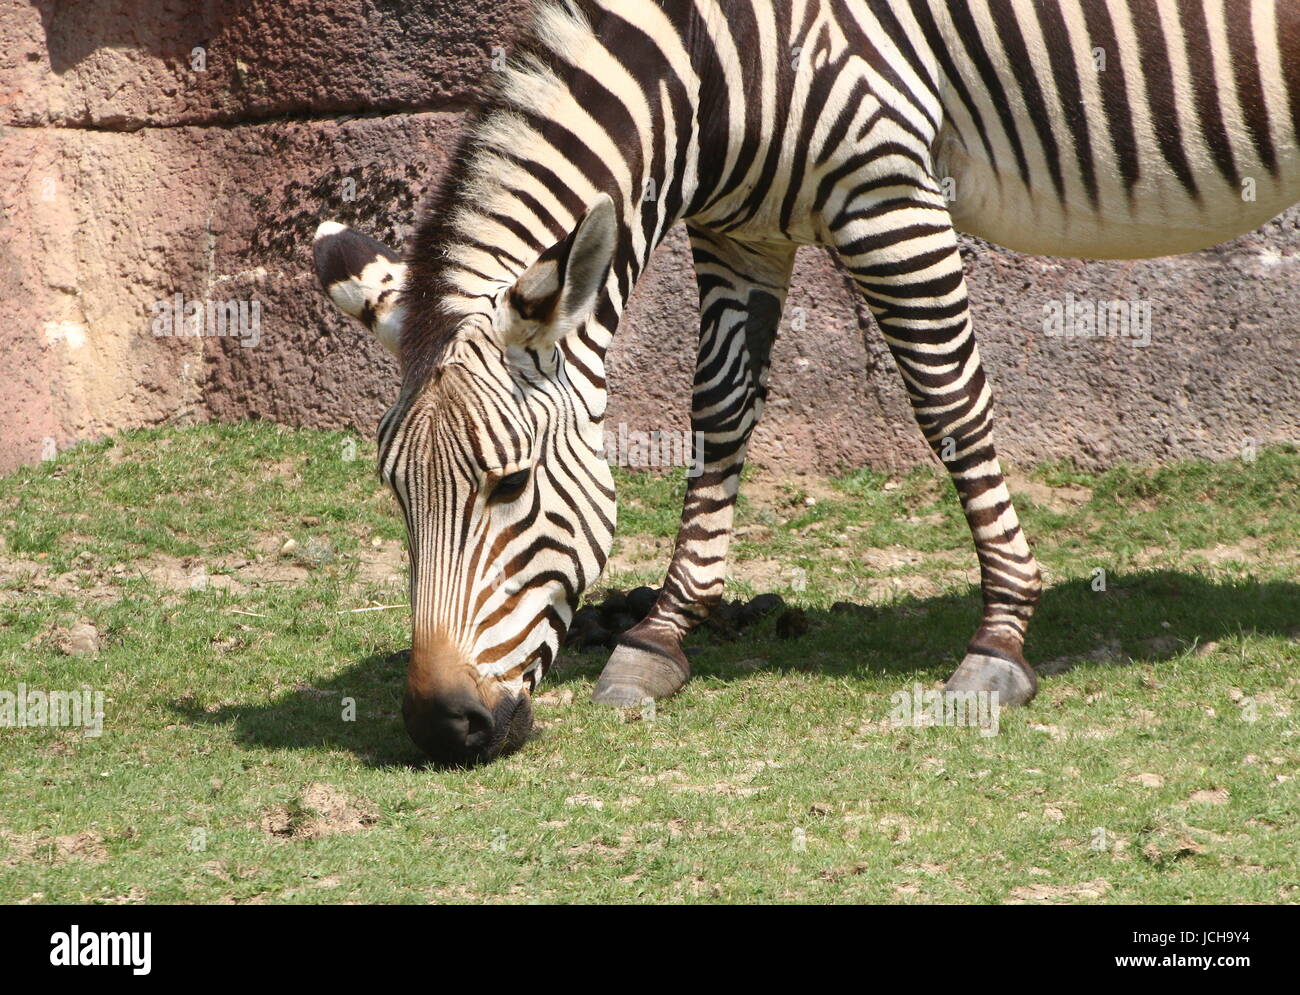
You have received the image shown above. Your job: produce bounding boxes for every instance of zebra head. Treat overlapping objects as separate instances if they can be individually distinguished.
[313,199,619,765]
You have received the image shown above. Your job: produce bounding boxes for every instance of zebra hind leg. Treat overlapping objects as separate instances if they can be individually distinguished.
[830,183,1042,706]
[592,229,796,706]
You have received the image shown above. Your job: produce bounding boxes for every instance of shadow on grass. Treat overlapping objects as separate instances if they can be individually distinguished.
[552,570,1300,686]
[173,649,426,769]
[176,570,1299,766]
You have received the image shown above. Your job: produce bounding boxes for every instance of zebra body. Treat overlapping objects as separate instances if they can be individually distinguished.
[313,0,1300,763]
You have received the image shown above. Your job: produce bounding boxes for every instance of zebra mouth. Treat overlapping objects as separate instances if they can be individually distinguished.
[488,691,534,759]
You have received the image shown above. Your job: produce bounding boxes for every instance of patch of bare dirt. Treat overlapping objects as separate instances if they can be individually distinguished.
[605,534,673,577]
[354,539,407,585]
[600,521,1298,596]
[52,621,100,656]
[1005,474,1093,512]
[56,831,108,863]
[564,793,605,810]
[566,832,637,860]
[259,784,377,840]
[1,829,108,866]
[1006,879,1111,904]
[742,470,843,509]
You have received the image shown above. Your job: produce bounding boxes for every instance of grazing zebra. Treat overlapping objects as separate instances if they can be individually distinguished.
[313,0,1300,764]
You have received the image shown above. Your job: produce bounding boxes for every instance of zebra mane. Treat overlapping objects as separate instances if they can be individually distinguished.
[400,0,605,387]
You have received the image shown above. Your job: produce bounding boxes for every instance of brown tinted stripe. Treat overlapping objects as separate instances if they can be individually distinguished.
[989,0,1068,202]
[1281,0,1300,145]
[780,19,840,234]
[1177,0,1239,186]
[1128,0,1201,199]
[833,0,935,128]
[1034,0,1101,207]
[945,0,1034,188]
[711,0,796,230]
[1225,1,1278,176]
[907,0,1000,166]
[871,0,942,108]
[1080,0,1142,196]
[1040,0,1102,208]
[708,0,764,212]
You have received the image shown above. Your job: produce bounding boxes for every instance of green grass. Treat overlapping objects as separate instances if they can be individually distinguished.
[0,424,1296,904]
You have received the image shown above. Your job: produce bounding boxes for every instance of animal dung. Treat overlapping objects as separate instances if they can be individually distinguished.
[565,586,811,649]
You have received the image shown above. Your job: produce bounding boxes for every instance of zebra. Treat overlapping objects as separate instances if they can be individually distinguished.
[312,0,1300,764]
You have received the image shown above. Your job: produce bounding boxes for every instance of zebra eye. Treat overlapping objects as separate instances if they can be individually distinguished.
[490,469,530,504]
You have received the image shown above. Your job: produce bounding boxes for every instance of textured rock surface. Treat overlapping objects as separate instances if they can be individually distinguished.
[3,0,1297,477]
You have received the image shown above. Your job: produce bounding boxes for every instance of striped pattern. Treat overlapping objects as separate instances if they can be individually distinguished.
[360,0,1298,708]
[929,0,1300,256]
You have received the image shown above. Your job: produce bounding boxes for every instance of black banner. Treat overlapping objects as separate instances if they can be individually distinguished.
[0,904,1280,982]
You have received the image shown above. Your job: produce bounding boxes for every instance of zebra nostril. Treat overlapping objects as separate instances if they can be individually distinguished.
[462,700,495,751]
[403,688,497,766]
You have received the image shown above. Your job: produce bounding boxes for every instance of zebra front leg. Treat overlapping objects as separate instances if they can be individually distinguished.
[592,229,796,705]
[831,187,1041,705]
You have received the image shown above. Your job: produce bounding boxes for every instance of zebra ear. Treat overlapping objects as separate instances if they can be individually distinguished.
[312,221,407,358]
[500,194,617,350]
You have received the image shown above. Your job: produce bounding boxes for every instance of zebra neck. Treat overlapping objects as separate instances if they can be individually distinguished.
[404,0,707,376]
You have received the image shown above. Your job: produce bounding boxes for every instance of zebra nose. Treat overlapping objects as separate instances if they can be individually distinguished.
[403,686,496,766]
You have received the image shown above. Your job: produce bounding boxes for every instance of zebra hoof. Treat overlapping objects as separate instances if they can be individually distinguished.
[591,633,690,707]
[943,652,1037,707]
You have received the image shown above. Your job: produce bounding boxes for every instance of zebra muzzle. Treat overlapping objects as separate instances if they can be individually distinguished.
[403,633,532,766]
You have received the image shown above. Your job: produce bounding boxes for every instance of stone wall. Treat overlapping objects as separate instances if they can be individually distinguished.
[3,0,1297,477]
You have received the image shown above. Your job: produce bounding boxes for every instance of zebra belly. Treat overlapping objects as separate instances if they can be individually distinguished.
[938,127,1300,261]
[921,0,1300,261]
